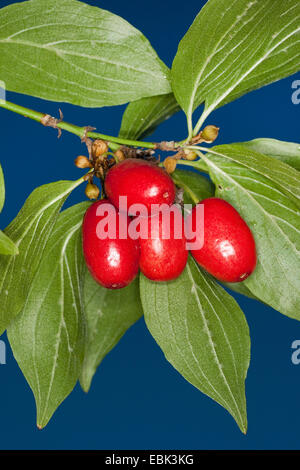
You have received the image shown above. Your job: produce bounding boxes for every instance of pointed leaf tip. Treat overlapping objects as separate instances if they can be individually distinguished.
[140,258,250,433]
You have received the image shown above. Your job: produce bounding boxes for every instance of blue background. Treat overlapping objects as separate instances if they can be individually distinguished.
[0,0,300,450]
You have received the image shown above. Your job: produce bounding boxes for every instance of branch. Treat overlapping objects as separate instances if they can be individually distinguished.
[0,99,157,151]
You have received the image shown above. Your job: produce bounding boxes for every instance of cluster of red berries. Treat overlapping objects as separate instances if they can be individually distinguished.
[82,158,257,289]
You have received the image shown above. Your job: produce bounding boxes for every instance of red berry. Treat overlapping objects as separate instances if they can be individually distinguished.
[185,198,256,283]
[104,158,176,215]
[82,200,140,289]
[139,205,188,281]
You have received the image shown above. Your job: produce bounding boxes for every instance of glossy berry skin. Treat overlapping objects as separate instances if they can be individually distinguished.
[186,198,256,283]
[82,200,140,289]
[104,158,176,215]
[139,205,188,281]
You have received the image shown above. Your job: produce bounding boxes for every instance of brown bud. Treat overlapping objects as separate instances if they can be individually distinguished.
[74,155,92,169]
[164,157,177,174]
[201,125,219,143]
[114,149,126,162]
[92,139,108,157]
[85,182,100,200]
[183,150,198,161]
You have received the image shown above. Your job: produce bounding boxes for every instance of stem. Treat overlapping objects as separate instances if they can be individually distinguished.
[186,145,213,153]
[187,113,194,141]
[177,158,209,173]
[76,169,93,185]
[0,99,156,150]
[193,108,210,136]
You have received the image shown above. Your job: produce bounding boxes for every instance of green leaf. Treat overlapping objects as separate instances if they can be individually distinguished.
[140,257,250,433]
[0,230,18,255]
[221,281,259,302]
[0,163,18,255]
[8,202,88,428]
[0,163,4,213]
[200,144,300,320]
[119,93,180,140]
[239,138,300,171]
[0,177,82,335]
[206,143,300,208]
[80,271,142,393]
[172,169,215,205]
[0,0,171,107]
[172,0,300,127]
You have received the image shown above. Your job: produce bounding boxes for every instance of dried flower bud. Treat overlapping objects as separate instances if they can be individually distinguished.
[85,182,100,200]
[74,155,92,169]
[164,157,177,174]
[183,150,198,161]
[114,149,126,162]
[92,139,108,157]
[201,125,219,143]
